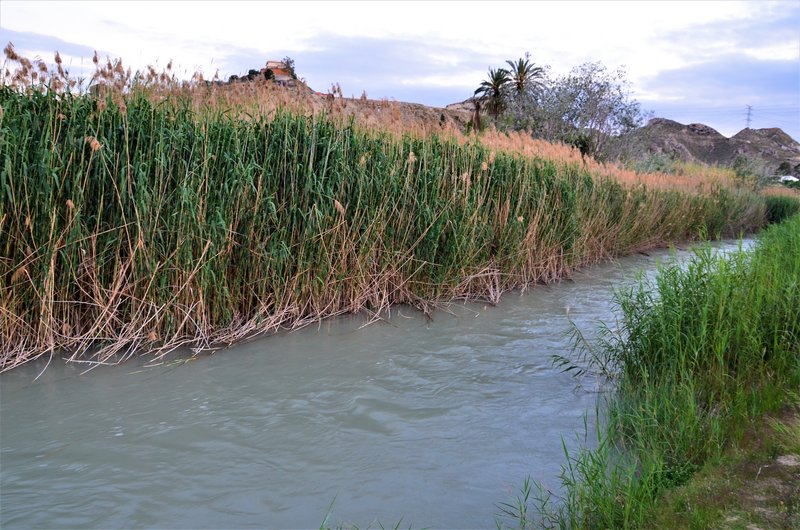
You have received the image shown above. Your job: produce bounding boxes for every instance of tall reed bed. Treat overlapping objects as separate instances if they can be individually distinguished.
[0,49,775,369]
[520,215,800,529]
[765,193,800,223]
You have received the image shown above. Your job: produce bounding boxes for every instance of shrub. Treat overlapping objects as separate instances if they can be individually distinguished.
[765,195,800,223]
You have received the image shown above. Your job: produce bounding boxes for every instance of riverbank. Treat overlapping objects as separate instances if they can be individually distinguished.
[651,405,799,528]
[520,214,800,529]
[1,54,796,370]
[4,241,716,528]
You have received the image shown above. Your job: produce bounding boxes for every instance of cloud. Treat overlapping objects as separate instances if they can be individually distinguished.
[3,7,796,138]
[638,54,799,139]
[640,55,799,106]
[220,34,503,105]
[656,3,800,63]
[0,28,102,59]
[0,27,488,106]
[634,3,800,140]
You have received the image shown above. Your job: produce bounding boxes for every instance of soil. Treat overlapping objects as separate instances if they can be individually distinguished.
[652,405,800,529]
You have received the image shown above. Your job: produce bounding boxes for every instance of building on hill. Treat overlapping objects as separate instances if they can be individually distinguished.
[264,60,295,86]
[225,59,300,87]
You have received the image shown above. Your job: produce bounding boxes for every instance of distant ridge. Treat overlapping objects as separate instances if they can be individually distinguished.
[608,118,800,175]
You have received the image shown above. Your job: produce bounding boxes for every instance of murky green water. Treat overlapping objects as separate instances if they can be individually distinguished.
[0,241,750,528]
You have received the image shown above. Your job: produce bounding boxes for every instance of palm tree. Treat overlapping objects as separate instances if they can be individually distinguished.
[471,98,483,131]
[474,67,510,121]
[505,54,545,94]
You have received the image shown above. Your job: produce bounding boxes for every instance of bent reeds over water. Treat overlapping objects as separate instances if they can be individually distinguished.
[0,47,783,369]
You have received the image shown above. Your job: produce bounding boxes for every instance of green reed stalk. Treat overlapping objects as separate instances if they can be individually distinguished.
[0,87,783,368]
[520,215,800,529]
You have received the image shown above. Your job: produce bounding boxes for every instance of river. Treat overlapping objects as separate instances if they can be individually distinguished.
[0,240,751,529]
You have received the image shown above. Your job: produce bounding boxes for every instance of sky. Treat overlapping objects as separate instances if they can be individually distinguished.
[1,0,798,139]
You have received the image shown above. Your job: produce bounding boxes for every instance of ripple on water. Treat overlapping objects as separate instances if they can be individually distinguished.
[0,240,753,528]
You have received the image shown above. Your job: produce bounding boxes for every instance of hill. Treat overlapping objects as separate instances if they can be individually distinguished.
[607,118,800,175]
[229,61,799,177]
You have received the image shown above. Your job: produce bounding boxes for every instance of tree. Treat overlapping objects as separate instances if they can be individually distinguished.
[733,155,771,189]
[474,67,510,121]
[505,53,545,95]
[470,57,647,160]
[503,55,549,131]
[471,98,483,131]
[282,56,297,79]
[532,62,646,159]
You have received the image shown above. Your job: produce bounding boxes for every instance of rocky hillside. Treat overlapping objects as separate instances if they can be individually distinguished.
[608,118,800,175]
[225,61,473,134]
[321,97,472,132]
[228,64,798,174]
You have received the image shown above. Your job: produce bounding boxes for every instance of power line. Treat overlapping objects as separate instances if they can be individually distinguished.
[746,105,753,128]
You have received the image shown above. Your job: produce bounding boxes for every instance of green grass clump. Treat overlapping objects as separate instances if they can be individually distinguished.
[0,84,774,369]
[518,215,800,529]
[765,194,800,224]
[649,404,800,529]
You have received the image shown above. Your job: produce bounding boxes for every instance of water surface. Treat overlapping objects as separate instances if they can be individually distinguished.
[0,240,750,528]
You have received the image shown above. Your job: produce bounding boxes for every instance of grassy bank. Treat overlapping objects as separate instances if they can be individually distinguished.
[0,52,784,369]
[650,405,799,529]
[512,214,800,528]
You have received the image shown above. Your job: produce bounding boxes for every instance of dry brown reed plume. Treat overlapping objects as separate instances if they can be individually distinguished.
[1,43,737,195]
[762,185,800,199]
[0,46,770,371]
[209,83,735,194]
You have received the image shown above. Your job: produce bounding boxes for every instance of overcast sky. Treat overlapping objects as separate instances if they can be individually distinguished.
[2,0,798,139]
